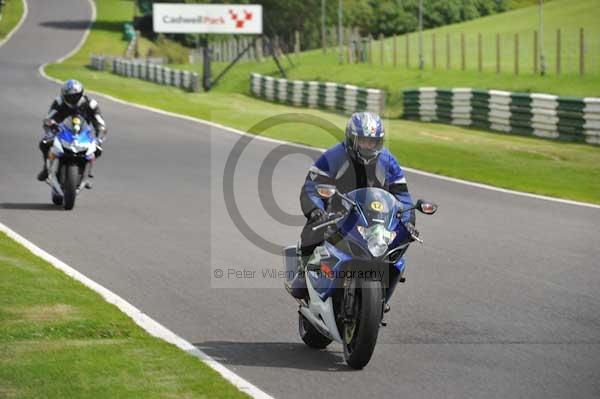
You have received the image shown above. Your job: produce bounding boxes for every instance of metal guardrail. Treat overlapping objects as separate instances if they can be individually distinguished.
[402,88,600,145]
[90,55,200,93]
[250,73,385,115]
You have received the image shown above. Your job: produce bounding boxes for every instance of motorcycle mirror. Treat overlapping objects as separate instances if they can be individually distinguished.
[316,184,336,199]
[416,199,438,215]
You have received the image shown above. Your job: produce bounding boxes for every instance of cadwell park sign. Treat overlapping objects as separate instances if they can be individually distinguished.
[153,3,263,34]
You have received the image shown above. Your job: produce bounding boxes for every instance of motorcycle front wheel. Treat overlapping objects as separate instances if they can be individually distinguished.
[63,164,80,210]
[343,279,383,369]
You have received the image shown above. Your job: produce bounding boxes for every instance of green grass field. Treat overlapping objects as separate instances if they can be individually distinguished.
[45,0,600,204]
[0,0,24,41]
[0,232,249,399]
[174,0,600,116]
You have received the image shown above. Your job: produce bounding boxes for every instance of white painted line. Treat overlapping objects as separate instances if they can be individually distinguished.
[0,0,28,49]
[0,222,275,399]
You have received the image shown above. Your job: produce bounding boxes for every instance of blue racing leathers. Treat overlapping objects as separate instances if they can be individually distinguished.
[299,143,414,257]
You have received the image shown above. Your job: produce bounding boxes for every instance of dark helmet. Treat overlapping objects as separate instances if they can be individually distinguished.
[344,112,385,165]
[61,79,84,108]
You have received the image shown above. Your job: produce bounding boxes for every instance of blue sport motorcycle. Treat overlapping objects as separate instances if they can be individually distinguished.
[284,185,437,369]
[45,115,99,210]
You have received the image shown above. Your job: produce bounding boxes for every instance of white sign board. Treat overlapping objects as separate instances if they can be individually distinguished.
[153,3,263,34]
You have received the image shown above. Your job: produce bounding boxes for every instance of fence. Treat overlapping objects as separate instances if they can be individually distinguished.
[403,88,600,145]
[90,55,200,92]
[319,26,599,76]
[189,35,303,64]
[250,73,385,115]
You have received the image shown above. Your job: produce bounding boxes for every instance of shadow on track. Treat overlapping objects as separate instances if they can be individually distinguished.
[0,203,61,211]
[193,341,354,372]
[39,20,123,32]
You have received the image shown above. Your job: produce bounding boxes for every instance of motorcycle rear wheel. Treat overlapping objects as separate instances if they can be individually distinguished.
[298,313,332,349]
[343,279,383,369]
[51,192,63,206]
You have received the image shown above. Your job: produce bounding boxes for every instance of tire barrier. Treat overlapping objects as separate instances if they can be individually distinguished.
[89,55,200,93]
[250,73,385,115]
[403,88,600,145]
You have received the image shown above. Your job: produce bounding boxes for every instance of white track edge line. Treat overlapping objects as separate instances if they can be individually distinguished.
[0,0,28,49]
[0,221,274,399]
[28,0,276,397]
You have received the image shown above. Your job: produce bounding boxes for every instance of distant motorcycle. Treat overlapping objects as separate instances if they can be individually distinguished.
[284,185,437,369]
[44,115,99,210]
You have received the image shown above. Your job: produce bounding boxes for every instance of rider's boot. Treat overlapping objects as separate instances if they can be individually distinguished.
[37,154,48,181]
[37,167,48,182]
[85,163,94,189]
[289,256,309,299]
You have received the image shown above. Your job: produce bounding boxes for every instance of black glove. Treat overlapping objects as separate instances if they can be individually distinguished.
[43,119,59,134]
[308,208,327,225]
[404,222,420,241]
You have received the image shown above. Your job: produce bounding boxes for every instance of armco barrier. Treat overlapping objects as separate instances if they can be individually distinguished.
[90,55,200,93]
[250,73,385,115]
[402,88,600,145]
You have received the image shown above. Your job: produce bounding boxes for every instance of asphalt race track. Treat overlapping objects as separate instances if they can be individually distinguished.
[1,1,599,398]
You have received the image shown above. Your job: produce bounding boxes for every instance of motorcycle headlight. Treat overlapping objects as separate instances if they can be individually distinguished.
[357,224,396,257]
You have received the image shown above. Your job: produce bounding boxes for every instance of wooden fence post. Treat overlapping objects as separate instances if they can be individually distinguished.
[477,33,482,72]
[556,28,561,75]
[256,37,263,62]
[379,33,384,65]
[533,31,538,74]
[369,34,373,64]
[406,33,410,67]
[393,34,397,67]
[331,27,337,52]
[295,31,300,58]
[461,33,466,70]
[432,33,437,69]
[446,33,450,69]
[496,33,500,74]
[514,33,519,75]
[579,28,585,76]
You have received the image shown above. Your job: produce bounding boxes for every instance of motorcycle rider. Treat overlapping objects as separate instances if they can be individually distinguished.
[37,79,107,186]
[290,112,418,302]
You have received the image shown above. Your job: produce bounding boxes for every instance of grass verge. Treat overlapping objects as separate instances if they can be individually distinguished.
[45,0,600,204]
[0,231,249,398]
[0,0,24,41]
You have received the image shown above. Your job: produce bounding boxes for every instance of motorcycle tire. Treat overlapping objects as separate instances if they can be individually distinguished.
[51,193,63,206]
[63,164,79,210]
[343,279,383,369]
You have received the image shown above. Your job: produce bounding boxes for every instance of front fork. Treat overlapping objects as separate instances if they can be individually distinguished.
[45,155,92,195]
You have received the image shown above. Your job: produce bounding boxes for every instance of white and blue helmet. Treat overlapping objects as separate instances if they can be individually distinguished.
[344,112,385,164]
[61,79,84,108]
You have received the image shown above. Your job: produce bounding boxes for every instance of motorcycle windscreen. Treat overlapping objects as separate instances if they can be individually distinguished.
[345,188,398,228]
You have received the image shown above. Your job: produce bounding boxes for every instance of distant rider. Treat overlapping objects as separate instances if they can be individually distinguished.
[37,79,107,185]
[290,112,418,304]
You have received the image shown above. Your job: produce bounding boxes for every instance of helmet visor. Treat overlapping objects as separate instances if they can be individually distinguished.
[63,92,83,106]
[354,136,383,162]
